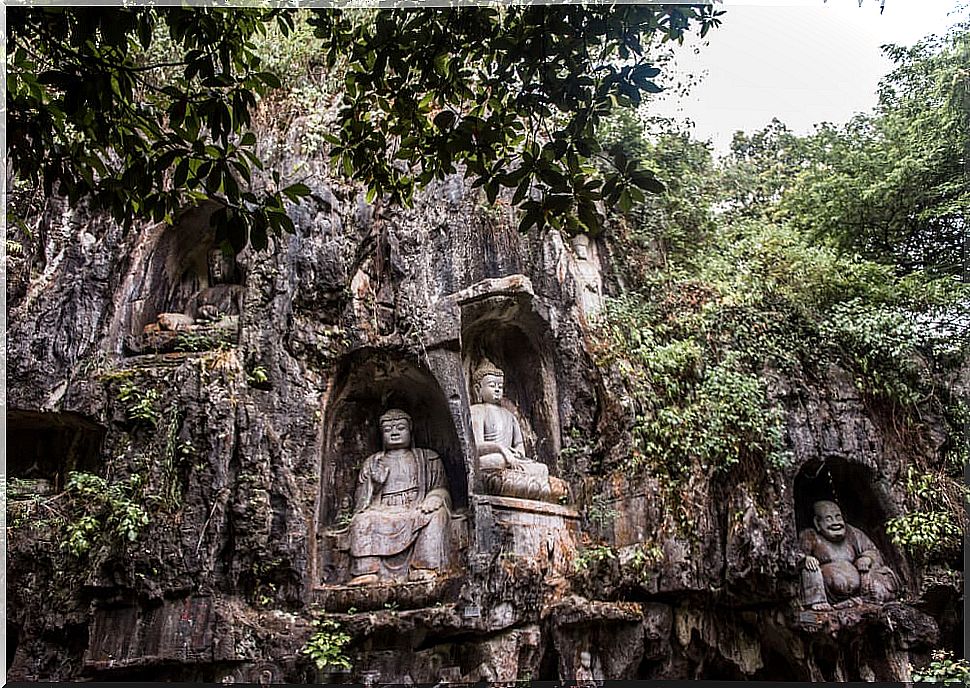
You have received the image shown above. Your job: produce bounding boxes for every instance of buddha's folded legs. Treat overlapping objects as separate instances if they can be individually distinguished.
[801,567,829,609]
[483,468,551,501]
[411,507,452,573]
[863,567,898,603]
[350,555,381,578]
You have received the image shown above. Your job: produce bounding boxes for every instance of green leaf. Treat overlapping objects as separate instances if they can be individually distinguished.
[518,207,541,234]
[250,218,269,251]
[270,210,295,234]
[618,189,633,213]
[433,110,456,131]
[258,72,282,89]
[577,201,599,233]
[283,182,311,201]
[631,169,665,194]
[173,158,190,188]
[224,169,240,203]
[226,212,248,254]
[485,179,499,205]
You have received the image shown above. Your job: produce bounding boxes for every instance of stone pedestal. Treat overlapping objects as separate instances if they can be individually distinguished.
[311,575,463,613]
[484,495,579,571]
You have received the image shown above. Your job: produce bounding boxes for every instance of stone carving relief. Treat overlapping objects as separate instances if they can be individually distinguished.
[186,249,245,322]
[315,353,470,601]
[799,500,900,610]
[575,649,604,686]
[470,359,568,503]
[127,247,244,354]
[346,409,454,585]
[219,662,283,684]
[568,234,603,316]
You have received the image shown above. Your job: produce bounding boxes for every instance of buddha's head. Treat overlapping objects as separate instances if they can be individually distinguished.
[813,500,846,543]
[473,360,505,404]
[379,408,412,450]
[207,248,235,285]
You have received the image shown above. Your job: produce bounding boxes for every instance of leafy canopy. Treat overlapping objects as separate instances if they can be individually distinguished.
[719,18,970,276]
[7,5,723,251]
[8,7,305,253]
[598,110,718,269]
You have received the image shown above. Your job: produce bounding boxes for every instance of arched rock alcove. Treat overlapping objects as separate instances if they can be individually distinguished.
[7,410,104,495]
[116,204,244,354]
[793,457,908,583]
[460,294,562,470]
[315,349,469,585]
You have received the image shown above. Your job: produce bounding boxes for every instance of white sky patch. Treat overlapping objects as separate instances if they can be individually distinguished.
[651,0,965,154]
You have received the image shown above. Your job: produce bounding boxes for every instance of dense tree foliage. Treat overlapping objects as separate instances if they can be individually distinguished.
[719,118,806,222]
[592,17,969,559]
[310,6,725,235]
[7,8,306,252]
[7,5,722,251]
[598,110,718,270]
[721,20,969,276]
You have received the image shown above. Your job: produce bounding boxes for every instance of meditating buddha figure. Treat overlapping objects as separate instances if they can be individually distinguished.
[130,249,245,355]
[469,360,568,503]
[799,500,899,610]
[184,248,244,324]
[347,409,453,585]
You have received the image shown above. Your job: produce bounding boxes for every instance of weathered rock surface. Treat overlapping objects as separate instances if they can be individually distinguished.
[6,162,963,682]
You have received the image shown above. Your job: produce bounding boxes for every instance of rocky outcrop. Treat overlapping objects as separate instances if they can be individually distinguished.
[6,160,962,682]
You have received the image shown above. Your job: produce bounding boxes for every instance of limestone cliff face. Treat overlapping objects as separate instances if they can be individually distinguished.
[6,163,961,682]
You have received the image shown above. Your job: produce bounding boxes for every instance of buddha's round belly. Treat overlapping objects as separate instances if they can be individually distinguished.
[821,560,861,596]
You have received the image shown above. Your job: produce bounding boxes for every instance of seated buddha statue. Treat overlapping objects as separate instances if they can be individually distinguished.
[469,360,568,503]
[131,249,244,353]
[346,409,454,585]
[799,500,900,610]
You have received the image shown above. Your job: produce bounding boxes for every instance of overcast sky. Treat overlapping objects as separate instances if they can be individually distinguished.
[651,0,965,153]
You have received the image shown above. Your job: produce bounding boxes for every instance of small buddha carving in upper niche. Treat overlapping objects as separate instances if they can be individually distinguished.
[469,360,568,503]
[131,249,244,353]
[185,248,245,324]
[568,234,603,315]
[799,500,900,610]
[346,409,454,586]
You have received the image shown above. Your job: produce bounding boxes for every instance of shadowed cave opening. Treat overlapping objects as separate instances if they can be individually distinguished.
[537,641,560,680]
[750,645,811,681]
[7,624,19,671]
[7,410,104,494]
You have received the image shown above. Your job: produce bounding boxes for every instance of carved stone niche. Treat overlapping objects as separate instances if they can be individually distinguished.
[117,204,245,356]
[76,597,247,683]
[314,350,470,610]
[793,458,909,619]
[6,410,104,499]
[460,288,561,474]
[457,275,579,568]
[547,597,647,681]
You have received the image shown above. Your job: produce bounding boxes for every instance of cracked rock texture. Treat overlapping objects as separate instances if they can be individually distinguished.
[7,161,963,682]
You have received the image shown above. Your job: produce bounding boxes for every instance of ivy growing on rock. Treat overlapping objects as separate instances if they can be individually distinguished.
[62,472,150,557]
